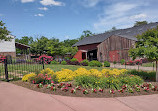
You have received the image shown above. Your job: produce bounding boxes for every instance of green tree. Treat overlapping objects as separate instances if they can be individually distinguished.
[15,36,33,45]
[0,21,11,41]
[47,38,62,56]
[62,39,78,47]
[30,36,49,55]
[15,36,33,54]
[79,30,93,40]
[105,26,117,33]
[134,21,148,27]
[129,26,158,81]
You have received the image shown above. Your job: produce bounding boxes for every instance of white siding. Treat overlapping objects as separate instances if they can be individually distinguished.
[0,35,16,52]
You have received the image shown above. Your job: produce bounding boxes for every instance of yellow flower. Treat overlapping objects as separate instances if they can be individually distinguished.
[22,73,36,82]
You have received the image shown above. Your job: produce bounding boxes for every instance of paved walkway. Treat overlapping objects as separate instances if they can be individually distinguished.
[0,81,158,111]
[110,63,155,71]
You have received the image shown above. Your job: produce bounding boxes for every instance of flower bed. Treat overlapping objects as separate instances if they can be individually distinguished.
[12,67,158,98]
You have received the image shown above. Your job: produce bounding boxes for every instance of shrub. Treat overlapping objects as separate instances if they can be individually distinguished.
[80,59,89,66]
[101,69,127,77]
[113,61,117,64]
[40,68,54,76]
[51,60,59,64]
[70,58,78,62]
[64,57,71,60]
[22,73,36,82]
[127,70,156,81]
[55,69,75,82]
[120,59,125,65]
[61,61,67,65]
[74,75,143,89]
[29,73,52,84]
[69,58,80,65]
[74,75,98,88]
[88,60,102,67]
[104,61,110,67]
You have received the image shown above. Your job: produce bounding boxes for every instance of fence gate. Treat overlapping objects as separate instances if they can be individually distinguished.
[0,57,43,81]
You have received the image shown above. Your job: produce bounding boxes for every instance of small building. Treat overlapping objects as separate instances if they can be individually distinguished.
[73,22,158,62]
[0,35,31,59]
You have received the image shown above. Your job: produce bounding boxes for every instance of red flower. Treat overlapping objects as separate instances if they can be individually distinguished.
[71,88,76,93]
[99,88,103,92]
[36,84,39,88]
[66,83,72,87]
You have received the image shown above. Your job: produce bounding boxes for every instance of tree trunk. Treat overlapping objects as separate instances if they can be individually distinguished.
[156,61,158,82]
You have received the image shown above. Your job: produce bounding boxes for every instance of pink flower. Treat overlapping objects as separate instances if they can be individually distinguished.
[110,89,115,94]
[99,88,103,92]
[32,80,35,84]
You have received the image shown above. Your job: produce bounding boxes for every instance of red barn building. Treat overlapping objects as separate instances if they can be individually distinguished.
[73,22,158,62]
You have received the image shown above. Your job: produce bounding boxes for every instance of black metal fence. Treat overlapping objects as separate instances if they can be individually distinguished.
[0,57,44,81]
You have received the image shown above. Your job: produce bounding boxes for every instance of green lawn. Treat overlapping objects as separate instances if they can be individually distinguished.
[142,62,156,67]
[45,64,109,72]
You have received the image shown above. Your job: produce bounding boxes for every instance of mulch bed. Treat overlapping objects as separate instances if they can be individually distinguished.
[11,80,158,98]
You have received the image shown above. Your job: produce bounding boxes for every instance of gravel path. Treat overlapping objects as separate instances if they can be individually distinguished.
[110,63,155,71]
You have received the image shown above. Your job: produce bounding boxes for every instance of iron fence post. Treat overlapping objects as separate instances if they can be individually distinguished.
[42,57,44,69]
[4,59,9,81]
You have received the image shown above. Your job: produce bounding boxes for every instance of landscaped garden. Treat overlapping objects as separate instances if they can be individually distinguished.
[11,65,158,98]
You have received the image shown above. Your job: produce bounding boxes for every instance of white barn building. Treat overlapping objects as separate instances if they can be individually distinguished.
[0,35,31,59]
[0,35,16,58]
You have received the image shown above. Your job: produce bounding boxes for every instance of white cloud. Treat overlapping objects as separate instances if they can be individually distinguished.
[93,2,146,32]
[130,13,147,19]
[21,0,35,3]
[38,7,48,11]
[40,0,65,6]
[34,14,44,17]
[0,14,3,16]
[81,0,101,7]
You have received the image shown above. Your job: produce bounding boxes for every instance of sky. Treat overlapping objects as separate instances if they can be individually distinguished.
[0,0,158,41]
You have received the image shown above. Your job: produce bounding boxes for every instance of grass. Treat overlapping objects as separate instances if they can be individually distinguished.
[142,62,156,67]
[45,64,109,72]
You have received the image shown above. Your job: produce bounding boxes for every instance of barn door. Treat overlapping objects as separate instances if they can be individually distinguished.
[109,50,120,62]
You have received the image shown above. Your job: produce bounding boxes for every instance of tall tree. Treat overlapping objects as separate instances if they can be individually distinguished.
[15,36,33,45]
[105,26,117,33]
[129,26,158,81]
[0,21,11,41]
[134,21,148,27]
[30,36,49,55]
[62,39,78,47]
[79,30,93,40]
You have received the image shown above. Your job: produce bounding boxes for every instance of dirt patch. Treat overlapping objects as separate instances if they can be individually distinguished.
[11,81,158,98]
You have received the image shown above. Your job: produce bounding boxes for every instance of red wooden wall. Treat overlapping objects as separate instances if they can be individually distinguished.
[74,43,100,62]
